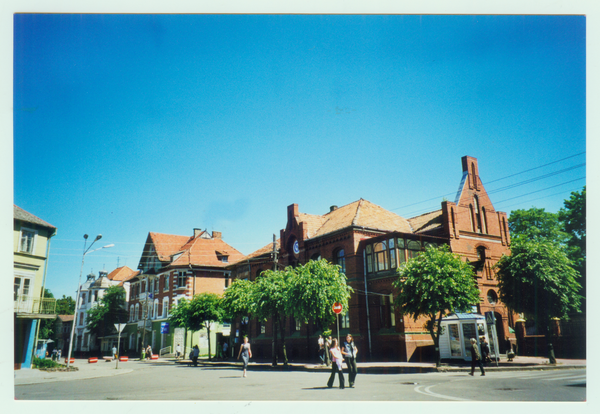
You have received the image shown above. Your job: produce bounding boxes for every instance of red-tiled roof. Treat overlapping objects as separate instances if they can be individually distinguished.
[408,210,443,233]
[148,231,245,268]
[239,238,281,262]
[307,199,413,238]
[107,266,140,281]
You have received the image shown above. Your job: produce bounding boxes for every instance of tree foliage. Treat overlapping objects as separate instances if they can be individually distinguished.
[222,279,255,320]
[394,245,480,366]
[286,259,353,328]
[86,286,128,338]
[509,207,569,244]
[495,238,582,337]
[39,289,54,339]
[558,186,586,268]
[55,295,76,315]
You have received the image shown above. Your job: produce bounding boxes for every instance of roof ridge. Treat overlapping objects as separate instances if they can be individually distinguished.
[351,199,363,226]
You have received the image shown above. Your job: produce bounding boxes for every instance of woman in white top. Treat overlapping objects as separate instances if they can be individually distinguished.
[326,338,345,389]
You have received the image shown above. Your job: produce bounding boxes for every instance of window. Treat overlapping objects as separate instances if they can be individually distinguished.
[79,312,85,326]
[379,295,394,328]
[163,297,170,317]
[135,303,140,320]
[81,293,86,305]
[260,320,266,334]
[341,312,350,329]
[311,253,322,261]
[487,290,498,305]
[407,240,421,260]
[130,305,135,322]
[177,271,187,289]
[153,299,159,319]
[335,248,345,273]
[396,238,406,265]
[19,228,36,254]
[481,207,488,234]
[14,277,31,300]
[388,239,396,269]
[164,275,170,291]
[141,281,146,293]
[295,318,302,331]
[389,294,396,327]
[374,242,388,272]
[474,195,482,233]
[94,291,98,302]
[366,245,373,273]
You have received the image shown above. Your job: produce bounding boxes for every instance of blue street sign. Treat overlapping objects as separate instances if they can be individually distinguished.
[161,322,169,334]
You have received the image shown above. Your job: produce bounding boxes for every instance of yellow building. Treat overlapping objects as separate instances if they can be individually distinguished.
[14,205,57,369]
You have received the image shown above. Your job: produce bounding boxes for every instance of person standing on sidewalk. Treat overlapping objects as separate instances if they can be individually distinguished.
[318,335,325,365]
[480,336,491,364]
[469,338,485,376]
[175,344,182,360]
[327,338,345,389]
[342,334,358,387]
[192,345,200,367]
[237,336,252,377]
[325,335,332,366]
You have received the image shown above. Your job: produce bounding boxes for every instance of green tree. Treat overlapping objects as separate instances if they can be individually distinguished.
[495,238,582,360]
[509,207,569,244]
[39,289,54,340]
[86,286,128,344]
[55,295,76,315]
[169,298,192,357]
[252,268,294,366]
[559,187,586,269]
[188,293,224,360]
[222,279,255,359]
[393,245,480,367]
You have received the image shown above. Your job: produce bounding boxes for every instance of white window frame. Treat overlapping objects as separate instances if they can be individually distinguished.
[164,275,170,291]
[162,297,170,317]
[18,227,38,254]
[153,299,159,319]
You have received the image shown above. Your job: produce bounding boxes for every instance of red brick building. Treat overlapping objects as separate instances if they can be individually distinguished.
[229,156,515,362]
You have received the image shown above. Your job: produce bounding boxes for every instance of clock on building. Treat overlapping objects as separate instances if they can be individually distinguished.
[293,240,300,255]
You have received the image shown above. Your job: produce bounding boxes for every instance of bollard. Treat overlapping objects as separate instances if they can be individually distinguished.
[88,357,98,363]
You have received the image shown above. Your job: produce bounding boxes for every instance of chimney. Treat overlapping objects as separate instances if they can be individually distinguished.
[330,205,338,212]
[212,231,222,239]
[193,228,203,238]
[287,204,299,222]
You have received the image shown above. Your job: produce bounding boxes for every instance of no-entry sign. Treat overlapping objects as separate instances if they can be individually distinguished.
[332,302,343,314]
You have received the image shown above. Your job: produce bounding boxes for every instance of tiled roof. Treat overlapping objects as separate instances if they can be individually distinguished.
[107,266,140,282]
[408,210,443,234]
[58,315,74,322]
[308,199,413,239]
[14,205,56,229]
[148,231,245,268]
[240,239,281,261]
[149,232,193,261]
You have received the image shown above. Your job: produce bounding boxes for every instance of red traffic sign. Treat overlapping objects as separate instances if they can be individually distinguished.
[332,302,343,314]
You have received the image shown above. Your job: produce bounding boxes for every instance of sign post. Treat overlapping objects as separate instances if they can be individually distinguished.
[114,323,126,369]
[332,302,343,346]
[485,312,499,367]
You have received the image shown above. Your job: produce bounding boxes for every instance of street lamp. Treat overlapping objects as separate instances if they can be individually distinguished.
[66,234,114,368]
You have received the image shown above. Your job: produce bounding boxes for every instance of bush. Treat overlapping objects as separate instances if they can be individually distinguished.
[33,357,61,369]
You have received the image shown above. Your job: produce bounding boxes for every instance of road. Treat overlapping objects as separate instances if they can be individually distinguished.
[15,361,586,402]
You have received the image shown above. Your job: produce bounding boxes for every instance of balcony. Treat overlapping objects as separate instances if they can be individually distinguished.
[14,295,57,316]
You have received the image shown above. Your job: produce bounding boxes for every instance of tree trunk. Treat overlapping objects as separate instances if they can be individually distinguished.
[430,311,443,367]
[272,317,278,366]
[278,315,288,366]
[207,324,211,360]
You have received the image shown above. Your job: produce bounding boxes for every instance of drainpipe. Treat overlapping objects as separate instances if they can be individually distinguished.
[32,228,55,362]
[363,249,372,360]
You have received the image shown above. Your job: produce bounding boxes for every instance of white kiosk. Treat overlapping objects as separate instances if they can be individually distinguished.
[438,313,499,363]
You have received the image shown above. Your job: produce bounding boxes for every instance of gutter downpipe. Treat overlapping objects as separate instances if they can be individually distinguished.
[363,248,372,360]
[31,229,55,363]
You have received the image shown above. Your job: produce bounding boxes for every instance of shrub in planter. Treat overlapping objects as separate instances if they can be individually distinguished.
[33,357,61,369]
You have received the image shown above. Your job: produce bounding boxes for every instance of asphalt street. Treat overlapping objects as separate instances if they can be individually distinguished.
[15,361,586,402]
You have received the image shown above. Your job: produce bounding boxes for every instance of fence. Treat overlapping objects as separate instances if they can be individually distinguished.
[14,296,56,315]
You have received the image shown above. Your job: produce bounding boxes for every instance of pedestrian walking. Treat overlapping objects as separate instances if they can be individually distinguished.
[51,348,58,361]
[141,346,146,360]
[480,336,491,364]
[325,335,332,366]
[341,334,358,387]
[57,349,61,361]
[192,345,200,367]
[146,345,152,360]
[237,336,252,377]
[175,344,182,360]
[318,335,325,365]
[222,341,229,361]
[112,345,118,359]
[469,338,485,376]
[326,338,345,389]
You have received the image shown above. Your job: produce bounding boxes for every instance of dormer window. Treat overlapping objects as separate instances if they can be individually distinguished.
[19,228,37,254]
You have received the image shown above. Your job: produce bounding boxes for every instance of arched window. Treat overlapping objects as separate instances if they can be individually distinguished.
[407,240,421,260]
[469,204,476,232]
[487,290,498,305]
[374,242,388,272]
[130,305,135,322]
[481,207,488,234]
[335,248,345,273]
[135,303,140,321]
[474,195,482,233]
[153,299,159,319]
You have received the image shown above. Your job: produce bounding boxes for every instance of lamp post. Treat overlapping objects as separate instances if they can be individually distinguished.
[66,234,114,368]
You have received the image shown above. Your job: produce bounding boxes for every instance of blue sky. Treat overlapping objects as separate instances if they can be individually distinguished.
[12,14,586,299]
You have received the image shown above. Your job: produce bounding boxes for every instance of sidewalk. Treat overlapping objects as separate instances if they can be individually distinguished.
[14,355,585,386]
